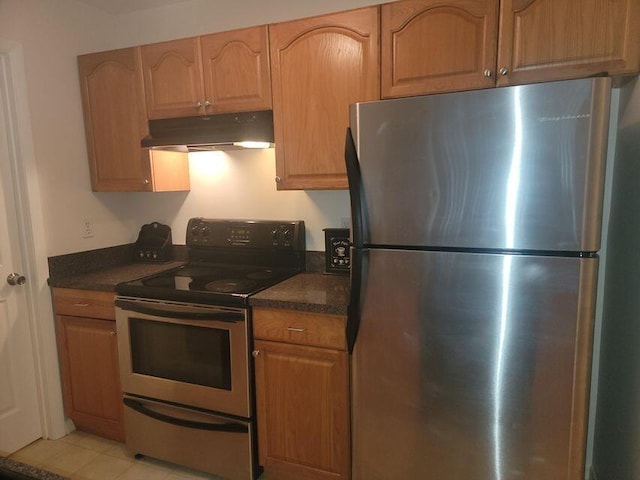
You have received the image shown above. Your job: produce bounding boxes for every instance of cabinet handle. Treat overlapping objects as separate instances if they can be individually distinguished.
[73,303,90,307]
[287,327,305,333]
[252,350,260,358]
[275,176,282,183]
[499,67,509,76]
[483,69,492,78]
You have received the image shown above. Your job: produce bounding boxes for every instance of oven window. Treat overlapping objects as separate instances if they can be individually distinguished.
[129,318,232,390]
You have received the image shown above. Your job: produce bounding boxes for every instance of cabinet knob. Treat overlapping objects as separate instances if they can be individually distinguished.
[204,100,212,108]
[195,101,203,109]
[483,69,492,78]
[275,176,282,183]
[143,179,150,185]
[499,67,509,76]
[110,331,116,337]
[252,350,260,358]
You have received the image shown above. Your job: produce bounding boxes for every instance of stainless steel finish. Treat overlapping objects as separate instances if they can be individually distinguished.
[275,176,281,183]
[593,78,640,480]
[483,69,492,77]
[351,248,598,480]
[6,272,26,286]
[143,178,149,185]
[195,101,202,109]
[287,327,305,332]
[115,297,251,417]
[73,303,89,307]
[251,350,259,358]
[349,77,611,252]
[499,66,509,75]
[123,394,256,480]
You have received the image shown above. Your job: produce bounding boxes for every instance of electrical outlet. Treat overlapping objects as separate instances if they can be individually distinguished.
[82,220,94,238]
[340,217,351,229]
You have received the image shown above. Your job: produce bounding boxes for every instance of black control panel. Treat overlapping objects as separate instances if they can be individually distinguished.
[186,218,305,251]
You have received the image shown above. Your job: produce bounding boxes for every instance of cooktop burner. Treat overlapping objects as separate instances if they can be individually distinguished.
[116,219,306,307]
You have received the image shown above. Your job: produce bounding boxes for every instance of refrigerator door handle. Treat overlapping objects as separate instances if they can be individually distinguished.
[346,247,366,353]
[345,128,366,249]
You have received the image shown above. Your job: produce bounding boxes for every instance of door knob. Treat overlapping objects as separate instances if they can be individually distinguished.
[7,273,26,286]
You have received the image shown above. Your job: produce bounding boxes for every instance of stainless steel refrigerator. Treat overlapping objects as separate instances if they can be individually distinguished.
[345,77,612,480]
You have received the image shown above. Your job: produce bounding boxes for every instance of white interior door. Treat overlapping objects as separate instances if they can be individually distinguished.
[0,53,42,455]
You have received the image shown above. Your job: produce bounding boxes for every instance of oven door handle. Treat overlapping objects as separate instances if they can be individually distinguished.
[115,299,243,322]
[123,397,248,433]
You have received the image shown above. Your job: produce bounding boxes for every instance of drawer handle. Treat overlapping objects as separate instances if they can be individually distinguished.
[73,303,90,307]
[287,327,305,333]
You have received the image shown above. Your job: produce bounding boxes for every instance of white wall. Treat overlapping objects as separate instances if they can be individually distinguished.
[1,0,382,257]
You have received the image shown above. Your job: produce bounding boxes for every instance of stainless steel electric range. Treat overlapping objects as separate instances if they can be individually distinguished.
[114,218,305,480]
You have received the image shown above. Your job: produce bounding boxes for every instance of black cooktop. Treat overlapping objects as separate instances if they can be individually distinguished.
[116,218,305,307]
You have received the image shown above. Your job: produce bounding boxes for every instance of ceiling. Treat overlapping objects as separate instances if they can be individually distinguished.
[75,0,191,14]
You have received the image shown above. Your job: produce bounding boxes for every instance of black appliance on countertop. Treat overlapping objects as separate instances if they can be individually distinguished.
[114,218,305,480]
[133,221,173,262]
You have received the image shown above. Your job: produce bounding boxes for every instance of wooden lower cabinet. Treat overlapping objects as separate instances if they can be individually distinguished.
[53,289,124,442]
[253,308,350,480]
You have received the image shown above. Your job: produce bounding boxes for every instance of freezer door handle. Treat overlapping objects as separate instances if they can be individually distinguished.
[123,397,248,433]
[345,128,366,249]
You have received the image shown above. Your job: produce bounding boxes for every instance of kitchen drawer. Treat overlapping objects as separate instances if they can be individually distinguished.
[253,308,346,351]
[52,288,116,320]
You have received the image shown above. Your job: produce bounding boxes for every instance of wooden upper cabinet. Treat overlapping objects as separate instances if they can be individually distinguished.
[200,25,272,113]
[381,0,499,98]
[382,0,640,96]
[78,47,153,192]
[79,48,189,192]
[141,37,205,119]
[269,7,380,190]
[497,0,640,86]
[142,26,271,119]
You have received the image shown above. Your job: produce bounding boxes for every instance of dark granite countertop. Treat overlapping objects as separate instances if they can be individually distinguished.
[47,243,188,292]
[47,247,349,313]
[249,272,350,315]
[48,261,185,292]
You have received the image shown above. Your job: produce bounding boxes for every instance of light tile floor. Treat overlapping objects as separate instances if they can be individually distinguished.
[8,431,226,479]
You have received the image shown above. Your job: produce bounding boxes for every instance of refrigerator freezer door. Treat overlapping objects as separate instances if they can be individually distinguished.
[351,248,597,480]
[348,77,611,252]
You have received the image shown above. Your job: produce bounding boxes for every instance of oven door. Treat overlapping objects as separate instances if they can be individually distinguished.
[115,297,250,418]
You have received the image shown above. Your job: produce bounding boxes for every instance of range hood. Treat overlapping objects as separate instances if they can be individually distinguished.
[141,110,274,152]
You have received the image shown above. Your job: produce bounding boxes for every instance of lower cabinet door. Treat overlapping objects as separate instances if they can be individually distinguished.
[56,315,124,441]
[254,339,350,480]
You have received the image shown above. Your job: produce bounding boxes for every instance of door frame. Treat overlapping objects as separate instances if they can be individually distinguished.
[0,37,67,441]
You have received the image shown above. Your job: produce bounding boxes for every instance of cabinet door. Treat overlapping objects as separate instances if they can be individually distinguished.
[141,37,205,119]
[497,0,640,86]
[78,47,152,192]
[270,7,380,190]
[200,26,272,113]
[254,340,350,480]
[55,316,124,442]
[381,0,498,98]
